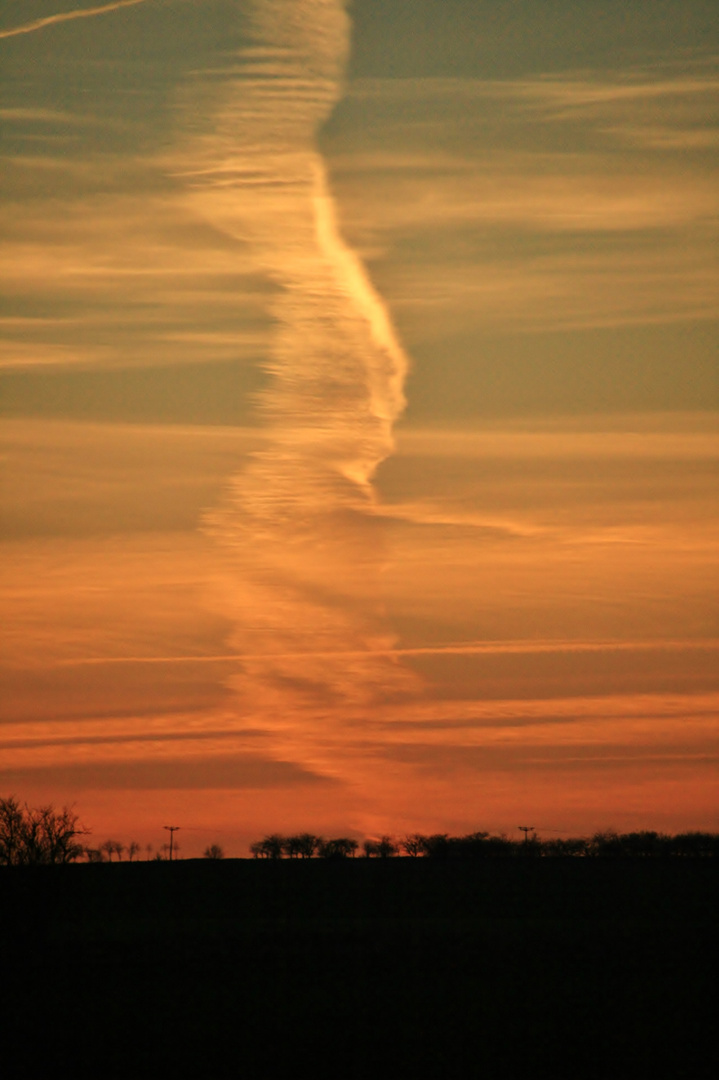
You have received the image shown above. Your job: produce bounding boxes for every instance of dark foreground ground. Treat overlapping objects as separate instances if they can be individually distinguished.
[2,858,717,1078]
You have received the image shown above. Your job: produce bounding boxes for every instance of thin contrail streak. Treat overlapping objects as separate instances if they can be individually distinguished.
[53,639,719,665]
[0,0,148,40]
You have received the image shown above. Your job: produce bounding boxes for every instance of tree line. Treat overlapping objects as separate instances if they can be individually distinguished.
[250,829,719,859]
[2,796,718,865]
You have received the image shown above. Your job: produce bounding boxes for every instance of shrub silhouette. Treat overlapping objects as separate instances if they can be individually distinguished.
[203,844,225,859]
[250,834,285,859]
[363,836,399,858]
[318,838,358,859]
[283,833,320,858]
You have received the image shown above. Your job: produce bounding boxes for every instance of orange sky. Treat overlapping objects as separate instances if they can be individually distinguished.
[2,415,717,853]
[1,1,717,855]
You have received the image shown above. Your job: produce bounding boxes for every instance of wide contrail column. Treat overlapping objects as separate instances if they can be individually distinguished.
[186,0,420,792]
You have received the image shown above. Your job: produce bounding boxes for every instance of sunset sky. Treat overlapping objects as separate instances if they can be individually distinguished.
[1,0,717,856]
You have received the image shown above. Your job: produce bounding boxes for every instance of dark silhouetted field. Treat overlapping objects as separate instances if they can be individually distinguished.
[2,858,716,1078]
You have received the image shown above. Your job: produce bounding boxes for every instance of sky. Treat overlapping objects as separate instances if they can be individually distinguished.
[1,0,717,856]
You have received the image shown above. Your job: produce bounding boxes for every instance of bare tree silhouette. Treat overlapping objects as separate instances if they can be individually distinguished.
[0,796,86,865]
[401,834,428,857]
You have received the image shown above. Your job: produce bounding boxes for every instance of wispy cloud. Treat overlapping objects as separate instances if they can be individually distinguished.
[333,152,718,233]
[328,63,719,335]
[382,242,719,333]
[0,107,93,125]
[395,422,719,461]
[0,185,272,371]
[0,756,335,791]
[351,68,719,122]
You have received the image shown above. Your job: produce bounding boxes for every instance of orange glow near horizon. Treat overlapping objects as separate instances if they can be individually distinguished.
[2,415,717,854]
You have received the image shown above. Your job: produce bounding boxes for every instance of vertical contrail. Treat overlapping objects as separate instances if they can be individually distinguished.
[186,0,418,789]
[191,0,408,522]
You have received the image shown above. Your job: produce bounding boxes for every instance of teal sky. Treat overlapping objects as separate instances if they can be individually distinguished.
[2,0,717,424]
[1,1,717,851]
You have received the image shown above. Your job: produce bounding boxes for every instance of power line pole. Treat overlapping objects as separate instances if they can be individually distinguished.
[518,825,534,847]
[163,825,180,861]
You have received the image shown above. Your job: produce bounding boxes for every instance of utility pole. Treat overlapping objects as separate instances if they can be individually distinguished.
[518,825,534,847]
[163,825,180,861]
